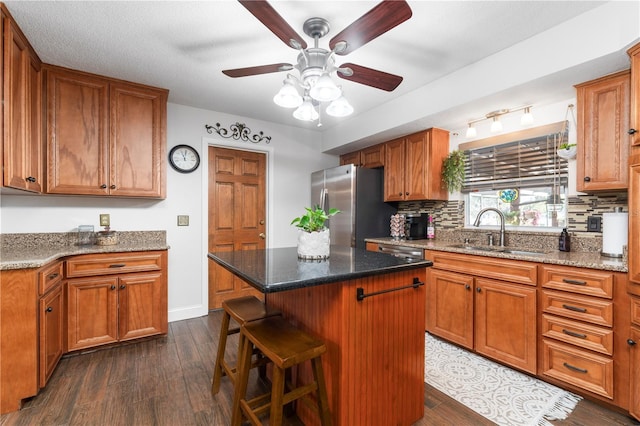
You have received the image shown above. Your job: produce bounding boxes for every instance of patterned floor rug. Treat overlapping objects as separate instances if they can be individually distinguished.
[425,333,582,426]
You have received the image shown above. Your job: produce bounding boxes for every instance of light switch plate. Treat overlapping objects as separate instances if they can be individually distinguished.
[587,216,601,232]
[99,214,110,227]
[177,215,189,226]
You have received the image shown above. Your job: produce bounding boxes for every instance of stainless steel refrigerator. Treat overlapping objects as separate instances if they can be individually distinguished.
[311,164,396,248]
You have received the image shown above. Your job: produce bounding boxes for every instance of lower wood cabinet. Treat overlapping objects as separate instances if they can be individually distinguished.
[425,251,537,374]
[39,281,64,388]
[66,251,168,351]
[629,297,640,420]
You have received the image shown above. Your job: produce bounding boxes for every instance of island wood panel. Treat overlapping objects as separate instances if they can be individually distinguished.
[267,268,426,426]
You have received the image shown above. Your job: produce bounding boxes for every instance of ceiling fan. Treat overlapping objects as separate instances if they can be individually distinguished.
[222,0,412,121]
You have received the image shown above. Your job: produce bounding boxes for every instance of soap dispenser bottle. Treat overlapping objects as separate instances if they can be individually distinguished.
[559,228,571,252]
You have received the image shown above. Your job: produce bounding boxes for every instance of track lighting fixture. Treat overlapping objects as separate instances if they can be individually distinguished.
[465,105,534,138]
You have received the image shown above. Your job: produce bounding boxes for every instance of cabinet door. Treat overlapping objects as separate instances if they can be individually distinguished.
[39,284,63,388]
[629,43,640,148]
[109,82,166,198]
[630,326,640,421]
[384,138,406,201]
[46,67,110,195]
[426,128,450,201]
[576,71,630,191]
[340,151,361,167]
[361,144,384,168]
[630,162,640,288]
[426,269,474,349]
[475,277,537,374]
[118,272,167,341]
[67,277,118,351]
[3,19,41,192]
[405,131,428,200]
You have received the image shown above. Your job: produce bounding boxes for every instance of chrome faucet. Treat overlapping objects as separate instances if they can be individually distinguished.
[473,207,505,247]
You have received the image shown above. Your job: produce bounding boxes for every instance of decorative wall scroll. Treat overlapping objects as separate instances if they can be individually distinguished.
[205,122,271,144]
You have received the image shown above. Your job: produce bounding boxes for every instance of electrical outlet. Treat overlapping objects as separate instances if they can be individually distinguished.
[177,215,189,226]
[99,214,110,227]
[587,216,602,232]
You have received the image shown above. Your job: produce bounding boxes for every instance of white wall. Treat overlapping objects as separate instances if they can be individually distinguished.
[0,103,337,322]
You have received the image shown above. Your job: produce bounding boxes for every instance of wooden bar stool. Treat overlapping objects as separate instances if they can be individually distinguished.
[211,296,281,395]
[231,316,332,426]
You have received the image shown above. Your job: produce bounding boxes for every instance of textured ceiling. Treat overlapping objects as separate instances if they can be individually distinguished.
[4,1,613,133]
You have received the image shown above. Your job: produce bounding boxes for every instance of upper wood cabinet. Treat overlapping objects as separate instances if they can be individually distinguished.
[44,65,168,198]
[384,128,449,202]
[339,143,385,168]
[2,5,43,193]
[629,43,640,149]
[576,70,630,192]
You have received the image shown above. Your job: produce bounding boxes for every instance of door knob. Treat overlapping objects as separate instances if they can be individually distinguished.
[259,233,266,239]
[259,220,265,225]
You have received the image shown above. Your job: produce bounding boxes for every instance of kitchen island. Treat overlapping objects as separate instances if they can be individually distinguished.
[208,246,432,426]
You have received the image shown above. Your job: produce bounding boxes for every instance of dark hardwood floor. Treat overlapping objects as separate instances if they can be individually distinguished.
[1,310,638,425]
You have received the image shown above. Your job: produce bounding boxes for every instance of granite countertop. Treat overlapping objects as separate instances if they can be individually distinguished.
[0,231,169,270]
[365,237,627,273]
[208,246,433,293]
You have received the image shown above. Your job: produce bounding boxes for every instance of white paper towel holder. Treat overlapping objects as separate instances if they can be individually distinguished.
[601,207,628,258]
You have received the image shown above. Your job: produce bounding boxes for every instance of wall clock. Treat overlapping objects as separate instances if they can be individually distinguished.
[169,144,200,173]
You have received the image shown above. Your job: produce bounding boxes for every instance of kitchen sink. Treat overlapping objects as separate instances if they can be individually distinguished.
[448,244,547,256]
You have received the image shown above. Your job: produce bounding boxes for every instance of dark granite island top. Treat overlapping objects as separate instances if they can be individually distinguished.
[208,246,431,425]
[207,246,432,293]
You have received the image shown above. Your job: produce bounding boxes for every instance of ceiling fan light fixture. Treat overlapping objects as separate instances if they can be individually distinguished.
[309,73,341,102]
[293,97,319,121]
[326,95,353,117]
[273,80,303,108]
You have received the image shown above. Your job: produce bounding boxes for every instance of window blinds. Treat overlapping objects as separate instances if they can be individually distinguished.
[462,131,568,193]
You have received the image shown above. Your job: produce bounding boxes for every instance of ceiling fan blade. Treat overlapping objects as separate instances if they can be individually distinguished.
[222,63,293,78]
[329,0,412,56]
[238,0,307,50]
[337,63,403,91]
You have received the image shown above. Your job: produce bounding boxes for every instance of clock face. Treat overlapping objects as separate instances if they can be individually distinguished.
[169,145,200,173]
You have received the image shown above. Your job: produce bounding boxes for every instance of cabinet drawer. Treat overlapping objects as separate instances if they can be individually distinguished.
[38,261,63,295]
[542,290,613,327]
[632,296,640,327]
[540,265,613,299]
[425,251,537,286]
[66,252,163,278]
[542,314,613,355]
[542,339,613,399]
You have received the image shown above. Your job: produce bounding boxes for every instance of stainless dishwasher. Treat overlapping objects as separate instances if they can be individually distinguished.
[376,243,424,261]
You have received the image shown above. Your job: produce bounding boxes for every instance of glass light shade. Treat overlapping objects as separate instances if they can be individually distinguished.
[465,124,477,138]
[490,117,503,133]
[326,96,353,117]
[293,98,319,121]
[273,82,303,108]
[520,107,534,126]
[309,74,341,102]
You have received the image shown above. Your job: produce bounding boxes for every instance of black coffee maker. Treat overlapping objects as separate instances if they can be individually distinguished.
[404,213,429,240]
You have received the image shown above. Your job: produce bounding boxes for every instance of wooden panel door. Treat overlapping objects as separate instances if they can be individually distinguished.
[208,146,266,309]
[109,82,166,198]
[630,326,640,421]
[628,42,640,148]
[361,143,384,168]
[45,67,110,195]
[475,277,537,374]
[118,272,167,341]
[67,277,118,351]
[39,284,63,388]
[629,161,640,287]
[405,131,428,200]
[383,137,405,201]
[426,269,474,349]
[576,70,630,191]
[339,151,360,166]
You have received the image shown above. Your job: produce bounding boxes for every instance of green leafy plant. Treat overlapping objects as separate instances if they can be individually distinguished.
[558,142,576,150]
[291,205,340,233]
[442,150,466,193]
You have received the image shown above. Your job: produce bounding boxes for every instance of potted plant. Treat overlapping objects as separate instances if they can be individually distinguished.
[557,142,577,159]
[291,205,340,259]
[442,150,466,193]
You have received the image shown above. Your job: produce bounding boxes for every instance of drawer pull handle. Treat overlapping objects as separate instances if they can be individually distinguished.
[563,362,588,374]
[47,273,59,280]
[562,329,587,339]
[562,304,587,313]
[562,278,587,286]
[109,263,126,268]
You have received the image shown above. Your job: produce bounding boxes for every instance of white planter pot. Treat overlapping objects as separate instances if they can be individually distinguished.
[297,228,330,260]
[557,146,577,159]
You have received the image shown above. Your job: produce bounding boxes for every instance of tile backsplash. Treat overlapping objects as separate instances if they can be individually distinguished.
[397,193,628,253]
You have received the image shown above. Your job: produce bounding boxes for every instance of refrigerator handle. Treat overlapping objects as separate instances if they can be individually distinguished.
[320,188,327,211]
